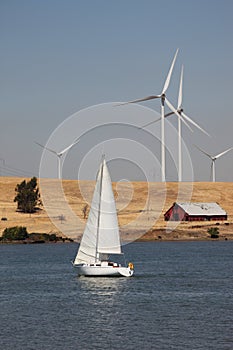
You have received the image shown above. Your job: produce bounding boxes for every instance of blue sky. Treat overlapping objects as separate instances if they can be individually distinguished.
[1,0,233,181]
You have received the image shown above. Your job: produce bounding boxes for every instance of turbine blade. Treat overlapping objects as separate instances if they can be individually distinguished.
[194,144,212,159]
[138,118,161,130]
[162,48,179,94]
[214,147,233,159]
[164,97,179,116]
[181,111,210,136]
[116,95,160,106]
[60,138,80,155]
[164,111,174,118]
[164,108,191,130]
[178,65,184,109]
[179,114,193,131]
[34,142,58,155]
[165,97,193,131]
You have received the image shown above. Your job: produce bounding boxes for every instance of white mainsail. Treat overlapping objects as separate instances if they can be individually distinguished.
[74,158,121,265]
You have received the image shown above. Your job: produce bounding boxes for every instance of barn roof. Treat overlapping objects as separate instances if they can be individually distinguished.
[176,202,227,216]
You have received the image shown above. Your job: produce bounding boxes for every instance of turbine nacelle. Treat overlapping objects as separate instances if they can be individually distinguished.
[35,138,80,179]
[117,49,179,182]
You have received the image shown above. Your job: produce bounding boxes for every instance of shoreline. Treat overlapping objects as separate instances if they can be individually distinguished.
[1,177,233,241]
[1,235,233,244]
[0,240,74,245]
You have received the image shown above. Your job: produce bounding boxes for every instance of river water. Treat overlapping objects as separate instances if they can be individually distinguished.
[0,241,233,349]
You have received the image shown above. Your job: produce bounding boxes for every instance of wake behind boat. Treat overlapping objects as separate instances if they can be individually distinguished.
[72,156,134,277]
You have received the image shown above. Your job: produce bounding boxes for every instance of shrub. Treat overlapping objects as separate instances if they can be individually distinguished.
[2,226,29,241]
[207,227,219,239]
[48,233,57,242]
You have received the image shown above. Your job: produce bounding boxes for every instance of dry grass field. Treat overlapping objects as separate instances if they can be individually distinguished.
[1,177,233,241]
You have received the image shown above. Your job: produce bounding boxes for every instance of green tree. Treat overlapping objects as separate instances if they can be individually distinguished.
[2,226,29,241]
[207,227,219,238]
[14,177,41,213]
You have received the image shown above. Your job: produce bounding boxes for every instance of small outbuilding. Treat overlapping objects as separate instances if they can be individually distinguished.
[164,202,227,222]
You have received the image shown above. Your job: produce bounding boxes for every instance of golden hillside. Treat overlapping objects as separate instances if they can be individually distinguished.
[1,177,233,241]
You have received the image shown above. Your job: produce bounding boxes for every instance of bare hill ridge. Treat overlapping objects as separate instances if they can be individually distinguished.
[1,177,233,241]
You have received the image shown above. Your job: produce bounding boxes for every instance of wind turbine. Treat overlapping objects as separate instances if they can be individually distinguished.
[35,138,80,179]
[161,66,210,181]
[195,145,233,182]
[138,65,210,181]
[118,49,180,182]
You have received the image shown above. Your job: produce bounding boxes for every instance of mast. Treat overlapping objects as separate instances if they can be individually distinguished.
[95,157,104,262]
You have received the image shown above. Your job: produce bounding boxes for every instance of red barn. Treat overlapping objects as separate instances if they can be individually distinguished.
[164,202,227,222]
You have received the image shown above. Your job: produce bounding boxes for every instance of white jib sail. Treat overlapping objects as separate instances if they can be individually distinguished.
[74,158,121,265]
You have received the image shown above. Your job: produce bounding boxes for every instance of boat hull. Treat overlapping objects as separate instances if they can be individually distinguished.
[75,265,134,277]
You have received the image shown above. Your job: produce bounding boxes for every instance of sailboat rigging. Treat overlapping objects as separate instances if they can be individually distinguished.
[73,156,134,277]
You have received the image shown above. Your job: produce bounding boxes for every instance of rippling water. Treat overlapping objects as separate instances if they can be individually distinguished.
[0,241,233,349]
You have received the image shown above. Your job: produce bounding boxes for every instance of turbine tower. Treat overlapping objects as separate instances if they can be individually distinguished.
[195,145,233,182]
[139,65,209,181]
[35,138,80,179]
[164,65,209,181]
[118,49,179,182]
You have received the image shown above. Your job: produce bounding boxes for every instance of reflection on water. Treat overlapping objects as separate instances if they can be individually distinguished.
[77,276,128,298]
[74,276,131,340]
[1,242,233,350]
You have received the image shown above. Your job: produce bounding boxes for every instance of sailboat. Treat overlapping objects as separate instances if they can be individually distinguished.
[73,156,134,277]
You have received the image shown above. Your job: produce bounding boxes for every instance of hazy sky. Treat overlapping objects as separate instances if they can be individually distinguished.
[1,0,233,181]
